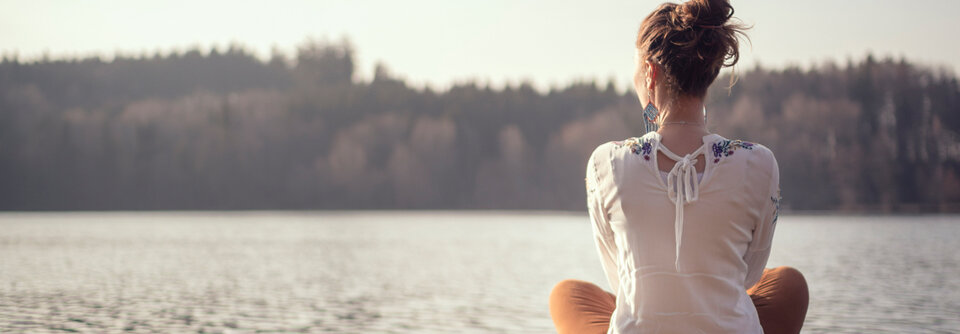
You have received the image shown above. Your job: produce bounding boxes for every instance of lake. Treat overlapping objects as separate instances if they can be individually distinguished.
[0,212,957,333]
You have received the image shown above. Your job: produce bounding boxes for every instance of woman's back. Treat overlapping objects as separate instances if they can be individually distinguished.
[586,130,779,332]
[586,131,779,333]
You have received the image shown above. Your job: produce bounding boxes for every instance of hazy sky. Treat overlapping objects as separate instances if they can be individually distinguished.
[2,0,957,91]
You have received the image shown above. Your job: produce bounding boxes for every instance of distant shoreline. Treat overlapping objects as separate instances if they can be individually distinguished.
[1,208,958,216]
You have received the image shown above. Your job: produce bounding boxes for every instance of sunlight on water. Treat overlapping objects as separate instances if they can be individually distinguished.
[0,212,957,333]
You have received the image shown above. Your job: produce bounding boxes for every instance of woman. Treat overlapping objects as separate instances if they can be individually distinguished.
[549,1,809,333]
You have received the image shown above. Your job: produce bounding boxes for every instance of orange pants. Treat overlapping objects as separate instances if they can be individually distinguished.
[549,266,809,334]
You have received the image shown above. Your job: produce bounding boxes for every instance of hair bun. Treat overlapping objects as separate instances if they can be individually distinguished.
[635,0,749,96]
[672,0,733,31]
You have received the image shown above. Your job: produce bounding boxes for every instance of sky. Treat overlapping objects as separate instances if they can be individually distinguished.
[2,0,958,92]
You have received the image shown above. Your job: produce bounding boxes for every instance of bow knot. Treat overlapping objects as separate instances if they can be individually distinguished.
[660,148,706,273]
[666,154,700,205]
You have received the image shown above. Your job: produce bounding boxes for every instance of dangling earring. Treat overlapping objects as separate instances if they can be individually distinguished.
[643,89,659,133]
[702,106,708,123]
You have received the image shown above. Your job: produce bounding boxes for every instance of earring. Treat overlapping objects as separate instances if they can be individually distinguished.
[643,90,659,133]
[702,106,708,123]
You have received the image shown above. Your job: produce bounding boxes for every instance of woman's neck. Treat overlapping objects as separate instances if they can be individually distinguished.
[658,95,705,124]
[656,96,708,136]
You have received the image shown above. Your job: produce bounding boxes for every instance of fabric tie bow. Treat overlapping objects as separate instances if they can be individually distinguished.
[661,146,707,272]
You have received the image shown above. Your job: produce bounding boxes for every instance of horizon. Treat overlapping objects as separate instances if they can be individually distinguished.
[2,0,958,92]
[1,42,948,96]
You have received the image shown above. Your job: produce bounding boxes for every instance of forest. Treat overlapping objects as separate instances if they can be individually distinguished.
[1,39,958,212]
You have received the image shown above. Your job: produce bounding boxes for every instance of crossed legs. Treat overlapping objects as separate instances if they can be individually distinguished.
[549,266,809,334]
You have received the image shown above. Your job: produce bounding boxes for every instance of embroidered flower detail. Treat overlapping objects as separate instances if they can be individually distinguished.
[711,139,755,163]
[771,188,782,225]
[639,141,653,160]
[615,137,653,160]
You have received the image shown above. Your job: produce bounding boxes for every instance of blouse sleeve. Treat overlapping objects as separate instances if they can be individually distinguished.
[586,147,620,295]
[742,150,780,290]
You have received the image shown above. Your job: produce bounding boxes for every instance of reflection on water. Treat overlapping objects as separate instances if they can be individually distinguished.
[0,212,957,333]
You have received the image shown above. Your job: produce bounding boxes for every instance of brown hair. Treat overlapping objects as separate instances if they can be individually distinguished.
[636,0,748,97]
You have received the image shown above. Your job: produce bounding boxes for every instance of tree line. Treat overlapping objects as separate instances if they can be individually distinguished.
[1,39,958,212]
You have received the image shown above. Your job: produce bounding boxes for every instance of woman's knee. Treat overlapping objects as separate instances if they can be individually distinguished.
[550,279,614,334]
[769,267,807,287]
[770,266,802,278]
[550,279,589,302]
[550,279,608,311]
[769,266,809,302]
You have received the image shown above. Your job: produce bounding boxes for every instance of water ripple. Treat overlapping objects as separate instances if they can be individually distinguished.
[0,212,957,333]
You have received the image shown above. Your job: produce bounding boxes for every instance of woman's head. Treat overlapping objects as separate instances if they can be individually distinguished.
[634,0,748,105]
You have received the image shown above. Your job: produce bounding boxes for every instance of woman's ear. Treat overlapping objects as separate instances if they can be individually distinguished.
[644,60,657,91]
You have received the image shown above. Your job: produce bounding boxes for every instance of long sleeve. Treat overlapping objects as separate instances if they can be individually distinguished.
[742,150,780,289]
[586,148,620,295]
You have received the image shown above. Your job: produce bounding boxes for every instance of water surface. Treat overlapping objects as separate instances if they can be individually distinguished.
[0,212,957,333]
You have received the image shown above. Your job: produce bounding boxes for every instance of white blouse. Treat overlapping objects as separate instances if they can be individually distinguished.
[585,131,781,334]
